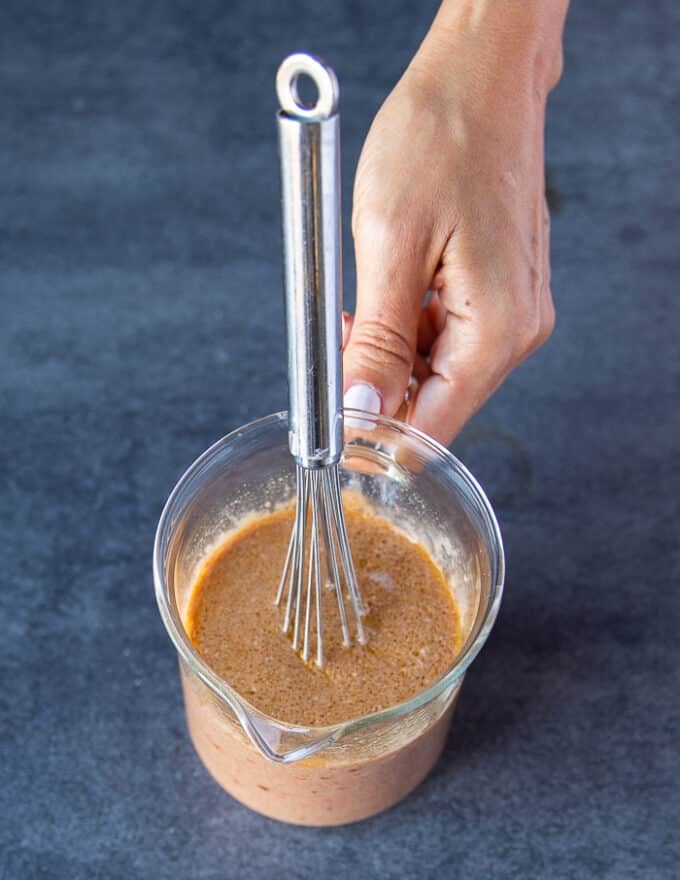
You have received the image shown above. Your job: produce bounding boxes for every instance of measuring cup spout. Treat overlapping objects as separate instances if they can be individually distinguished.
[222,689,341,765]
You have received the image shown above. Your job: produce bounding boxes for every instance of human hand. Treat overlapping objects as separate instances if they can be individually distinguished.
[342,0,568,446]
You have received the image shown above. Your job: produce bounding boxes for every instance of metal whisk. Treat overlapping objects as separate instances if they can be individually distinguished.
[274,53,366,667]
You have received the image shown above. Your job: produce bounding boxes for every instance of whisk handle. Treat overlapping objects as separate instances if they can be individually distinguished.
[277,54,343,468]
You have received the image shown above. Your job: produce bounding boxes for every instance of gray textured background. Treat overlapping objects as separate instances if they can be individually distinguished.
[1,1,678,878]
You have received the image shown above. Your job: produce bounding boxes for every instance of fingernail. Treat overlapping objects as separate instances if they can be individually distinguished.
[344,383,381,430]
[344,383,381,414]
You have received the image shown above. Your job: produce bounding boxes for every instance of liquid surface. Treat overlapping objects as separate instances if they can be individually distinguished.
[186,506,461,726]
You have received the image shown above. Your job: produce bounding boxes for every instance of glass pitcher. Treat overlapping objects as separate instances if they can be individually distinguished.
[153,411,504,825]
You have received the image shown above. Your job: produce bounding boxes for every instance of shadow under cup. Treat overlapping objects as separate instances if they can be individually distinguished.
[154,411,504,825]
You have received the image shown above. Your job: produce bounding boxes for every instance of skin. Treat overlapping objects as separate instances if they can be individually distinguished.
[342,0,570,446]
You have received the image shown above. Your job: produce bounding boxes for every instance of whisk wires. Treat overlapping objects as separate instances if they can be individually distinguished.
[275,464,366,667]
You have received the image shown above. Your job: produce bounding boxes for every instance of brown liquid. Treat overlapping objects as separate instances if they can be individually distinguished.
[185,506,461,726]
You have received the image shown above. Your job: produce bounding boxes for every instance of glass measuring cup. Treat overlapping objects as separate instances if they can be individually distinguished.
[153,411,504,825]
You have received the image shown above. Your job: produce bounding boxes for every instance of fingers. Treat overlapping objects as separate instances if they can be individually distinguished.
[408,198,555,446]
[342,215,432,417]
[345,309,431,390]
[412,352,432,384]
[409,310,512,444]
[416,296,438,355]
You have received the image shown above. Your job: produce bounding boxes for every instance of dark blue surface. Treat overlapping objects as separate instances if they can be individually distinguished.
[1,2,678,878]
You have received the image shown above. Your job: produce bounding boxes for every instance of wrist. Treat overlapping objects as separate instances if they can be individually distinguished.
[419,0,568,98]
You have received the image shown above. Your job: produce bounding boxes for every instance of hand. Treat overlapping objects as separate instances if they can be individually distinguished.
[342,0,568,446]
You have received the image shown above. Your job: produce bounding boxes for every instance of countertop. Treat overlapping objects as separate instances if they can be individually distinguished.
[1,1,678,877]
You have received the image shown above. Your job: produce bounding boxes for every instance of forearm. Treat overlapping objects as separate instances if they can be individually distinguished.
[418,0,569,97]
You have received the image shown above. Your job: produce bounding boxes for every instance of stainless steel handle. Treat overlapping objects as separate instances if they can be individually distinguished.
[276,53,343,468]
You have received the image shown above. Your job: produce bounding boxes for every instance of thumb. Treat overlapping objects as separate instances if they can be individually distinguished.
[343,228,429,418]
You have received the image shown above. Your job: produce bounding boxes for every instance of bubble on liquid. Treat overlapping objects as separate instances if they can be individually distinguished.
[368,571,396,591]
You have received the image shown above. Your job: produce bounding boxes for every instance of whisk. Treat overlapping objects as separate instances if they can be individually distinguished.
[274,53,366,667]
